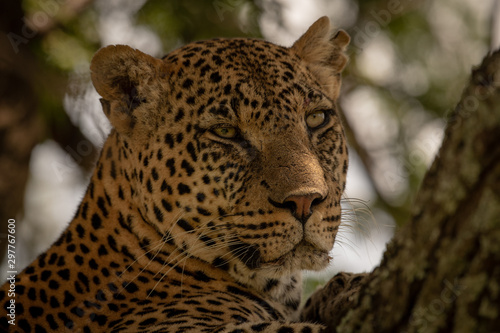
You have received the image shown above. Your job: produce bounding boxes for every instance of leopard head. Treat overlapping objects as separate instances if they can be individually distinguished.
[90,16,350,282]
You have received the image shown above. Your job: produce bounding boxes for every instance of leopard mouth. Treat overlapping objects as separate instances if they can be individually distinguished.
[229,238,331,271]
[260,240,331,269]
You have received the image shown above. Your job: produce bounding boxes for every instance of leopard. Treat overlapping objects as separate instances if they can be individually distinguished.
[0,16,350,332]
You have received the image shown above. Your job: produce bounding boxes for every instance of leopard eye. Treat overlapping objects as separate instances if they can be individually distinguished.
[306,111,326,129]
[212,126,238,139]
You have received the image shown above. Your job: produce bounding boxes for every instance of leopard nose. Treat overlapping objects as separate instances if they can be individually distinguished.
[284,193,324,224]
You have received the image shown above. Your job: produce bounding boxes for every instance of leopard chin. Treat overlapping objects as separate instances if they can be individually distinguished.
[260,241,332,274]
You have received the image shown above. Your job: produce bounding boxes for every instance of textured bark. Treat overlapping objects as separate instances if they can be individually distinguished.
[302,50,500,332]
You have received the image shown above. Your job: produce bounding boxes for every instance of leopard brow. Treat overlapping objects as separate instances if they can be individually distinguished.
[203,105,238,124]
[308,99,334,111]
[208,105,235,118]
[197,110,238,132]
[294,83,334,110]
[299,92,334,111]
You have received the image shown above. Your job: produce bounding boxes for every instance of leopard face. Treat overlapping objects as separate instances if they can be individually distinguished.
[90,19,350,286]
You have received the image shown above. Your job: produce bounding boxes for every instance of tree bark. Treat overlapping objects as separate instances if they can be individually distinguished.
[301,50,500,332]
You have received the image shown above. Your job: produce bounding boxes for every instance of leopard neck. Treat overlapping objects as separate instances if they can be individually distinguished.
[56,134,175,275]
[223,260,303,319]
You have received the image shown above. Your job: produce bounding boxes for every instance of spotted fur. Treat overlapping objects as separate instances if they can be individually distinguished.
[1,17,350,332]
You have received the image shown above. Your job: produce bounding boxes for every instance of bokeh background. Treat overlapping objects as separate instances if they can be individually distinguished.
[1,0,498,294]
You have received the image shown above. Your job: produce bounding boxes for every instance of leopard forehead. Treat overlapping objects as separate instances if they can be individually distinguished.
[159,38,331,131]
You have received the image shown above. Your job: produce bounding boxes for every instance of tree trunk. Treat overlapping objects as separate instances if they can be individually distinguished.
[301,50,500,332]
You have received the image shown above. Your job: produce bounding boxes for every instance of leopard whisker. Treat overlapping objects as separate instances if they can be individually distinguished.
[147,248,188,298]
[118,212,185,293]
[147,220,233,284]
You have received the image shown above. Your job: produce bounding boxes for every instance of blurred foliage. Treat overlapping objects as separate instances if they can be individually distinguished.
[338,0,494,228]
[20,0,262,126]
[137,0,262,46]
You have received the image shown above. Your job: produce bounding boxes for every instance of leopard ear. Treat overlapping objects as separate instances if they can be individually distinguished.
[291,16,350,99]
[90,45,166,137]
